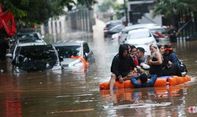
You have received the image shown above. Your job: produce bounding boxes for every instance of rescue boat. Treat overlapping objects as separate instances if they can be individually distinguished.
[99,75,191,90]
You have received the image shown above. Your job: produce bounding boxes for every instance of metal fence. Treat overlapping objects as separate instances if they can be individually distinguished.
[67,6,95,32]
[44,6,95,43]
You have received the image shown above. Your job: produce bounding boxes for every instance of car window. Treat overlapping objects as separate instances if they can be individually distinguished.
[55,45,81,58]
[17,33,41,39]
[106,20,122,29]
[83,43,90,53]
[18,36,39,43]
[110,25,124,32]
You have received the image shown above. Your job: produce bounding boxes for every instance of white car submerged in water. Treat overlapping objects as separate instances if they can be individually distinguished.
[117,23,170,44]
[124,28,157,55]
[53,40,94,71]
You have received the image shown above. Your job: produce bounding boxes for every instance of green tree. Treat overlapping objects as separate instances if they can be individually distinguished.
[0,0,97,24]
[153,0,197,25]
[78,0,97,9]
[98,0,124,19]
[98,0,113,12]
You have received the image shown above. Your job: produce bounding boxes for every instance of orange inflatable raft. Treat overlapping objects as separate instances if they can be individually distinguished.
[99,75,191,90]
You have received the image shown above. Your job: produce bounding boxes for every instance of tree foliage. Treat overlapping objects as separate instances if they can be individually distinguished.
[153,0,197,17]
[98,0,123,13]
[0,0,97,24]
[98,0,114,12]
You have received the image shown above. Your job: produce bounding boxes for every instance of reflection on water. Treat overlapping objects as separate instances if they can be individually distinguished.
[175,39,197,83]
[0,74,22,117]
[100,86,188,117]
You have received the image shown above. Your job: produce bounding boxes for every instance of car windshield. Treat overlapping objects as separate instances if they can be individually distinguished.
[127,30,151,39]
[18,33,40,38]
[110,25,124,32]
[19,45,56,59]
[122,23,158,33]
[15,45,57,71]
[105,20,122,29]
[18,35,39,43]
[55,45,81,58]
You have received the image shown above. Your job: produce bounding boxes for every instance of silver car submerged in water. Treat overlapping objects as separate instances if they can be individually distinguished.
[53,40,94,70]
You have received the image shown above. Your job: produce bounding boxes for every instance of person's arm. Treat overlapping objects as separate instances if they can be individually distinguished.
[169,53,180,65]
[130,76,141,88]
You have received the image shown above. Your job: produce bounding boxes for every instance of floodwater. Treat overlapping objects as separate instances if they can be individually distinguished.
[0,20,197,117]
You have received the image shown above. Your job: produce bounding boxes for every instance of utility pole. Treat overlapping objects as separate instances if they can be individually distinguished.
[124,0,128,26]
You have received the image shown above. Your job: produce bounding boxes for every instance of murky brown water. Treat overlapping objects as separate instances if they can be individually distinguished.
[0,20,197,117]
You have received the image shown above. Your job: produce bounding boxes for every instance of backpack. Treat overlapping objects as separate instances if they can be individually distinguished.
[179,62,187,73]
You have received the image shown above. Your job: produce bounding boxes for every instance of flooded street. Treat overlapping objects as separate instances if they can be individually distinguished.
[0,19,197,117]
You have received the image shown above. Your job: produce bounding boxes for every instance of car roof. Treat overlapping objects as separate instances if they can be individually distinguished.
[53,40,86,47]
[17,28,38,33]
[110,24,125,31]
[17,31,39,34]
[122,23,159,32]
[17,42,47,47]
[128,28,150,34]
[106,20,122,25]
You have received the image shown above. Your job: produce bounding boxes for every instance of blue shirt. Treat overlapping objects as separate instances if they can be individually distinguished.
[168,52,181,66]
[131,74,157,88]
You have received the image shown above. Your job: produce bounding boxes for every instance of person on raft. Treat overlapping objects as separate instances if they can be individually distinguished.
[136,47,150,70]
[162,44,187,76]
[147,44,163,77]
[109,44,136,91]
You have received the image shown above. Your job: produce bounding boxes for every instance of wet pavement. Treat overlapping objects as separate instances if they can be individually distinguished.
[0,19,197,117]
